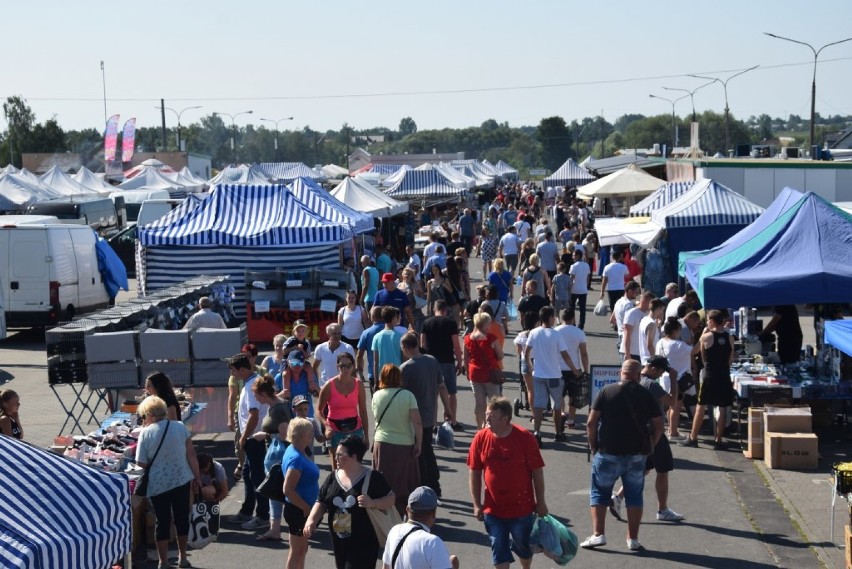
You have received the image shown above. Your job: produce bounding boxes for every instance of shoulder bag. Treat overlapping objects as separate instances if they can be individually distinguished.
[391,524,423,568]
[256,463,286,502]
[134,420,171,497]
[363,468,403,547]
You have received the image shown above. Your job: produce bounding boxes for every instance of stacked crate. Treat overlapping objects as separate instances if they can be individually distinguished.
[191,324,247,386]
[84,331,140,389]
[140,329,192,387]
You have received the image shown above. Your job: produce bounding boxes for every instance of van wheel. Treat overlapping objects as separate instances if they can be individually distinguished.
[66,305,76,319]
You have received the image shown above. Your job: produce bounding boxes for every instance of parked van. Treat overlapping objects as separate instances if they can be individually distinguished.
[111,189,170,223]
[26,196,124,236]
[107,198,182,278]
[0,217,110,326]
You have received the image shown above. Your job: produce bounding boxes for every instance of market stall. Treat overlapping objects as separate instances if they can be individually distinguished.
[542,157,594,188]
[329,176,408,218]
[0,436,131,569]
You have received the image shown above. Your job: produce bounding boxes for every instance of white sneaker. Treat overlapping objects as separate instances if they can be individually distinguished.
[626,538,645,551]
[580,534,606,548]
[657,508,685,521]
[241,517,269,530]
[609,494,623,520]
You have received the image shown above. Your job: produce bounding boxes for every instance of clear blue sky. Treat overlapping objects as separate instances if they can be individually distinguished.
[5,0,852,133]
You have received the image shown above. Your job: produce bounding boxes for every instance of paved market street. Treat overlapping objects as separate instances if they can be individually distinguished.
[1,263,848,568]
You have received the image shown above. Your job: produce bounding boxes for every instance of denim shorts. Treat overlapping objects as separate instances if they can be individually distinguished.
[590,452,647,508]
[439,362,458,394]
[519,360,530,376]
[484,513,535,565]
[533,376,564,410]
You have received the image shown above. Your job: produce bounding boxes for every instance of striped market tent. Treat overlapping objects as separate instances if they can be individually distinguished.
[288,177,374,234]
[362,163,409,176]
[542,158,594,187]
[491,159,519,180]
[629,180,696,216]
[378,165,413,188]
[0,436,131,569]
[208,164,273,185]
[450,160,493,187]
[385,168,467,201]
[260,162,326,183]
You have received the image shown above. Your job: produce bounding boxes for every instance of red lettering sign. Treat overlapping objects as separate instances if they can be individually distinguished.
[246,304,340,343]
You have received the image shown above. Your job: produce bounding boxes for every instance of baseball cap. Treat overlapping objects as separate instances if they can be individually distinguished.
[291,394,309,407]
[407,486,440,512]
[647,355,671,371]
[292,319,308,330]
[261,402,293,434]
[288,351,305,366]
[381,272,395,283]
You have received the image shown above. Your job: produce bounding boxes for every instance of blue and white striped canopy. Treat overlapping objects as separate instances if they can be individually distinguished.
[385,169,467,200]
[260,162,326,183]
[651,178,765,229]
[208,164,273,185]
[450,160,494,186]
[543,158,594,187]
[380,165,414,188]
[630,180,695,216]
[493,160,519,179]
[288,177,374,234]
[138,183,351,247]
[368,163,409,175]
[0,436,131,569]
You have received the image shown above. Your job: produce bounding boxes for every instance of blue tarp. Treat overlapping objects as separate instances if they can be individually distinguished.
[697,192,852,308]
[825,319,852,357]
[95,235,128,299]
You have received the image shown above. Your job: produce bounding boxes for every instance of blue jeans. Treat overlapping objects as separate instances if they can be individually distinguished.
[240,438,269,519]
[590,452,646,508]
[439,362,458,395]
[484,513,535,565]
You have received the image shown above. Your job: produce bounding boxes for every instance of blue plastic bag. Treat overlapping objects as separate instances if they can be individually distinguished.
[529,515,578,566]
[434,420,455,450]
[507,300,519,321]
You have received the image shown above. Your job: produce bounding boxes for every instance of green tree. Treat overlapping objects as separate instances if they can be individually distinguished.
[31,117,67,153]
[756,114,773,141]
[399,116,417,136]
[2,95,36,167]
[614,113,646,134]
[537,116,572,170]
[624,114,679,150]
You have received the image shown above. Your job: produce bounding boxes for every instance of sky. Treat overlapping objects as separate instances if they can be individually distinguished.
[5,1,852,134]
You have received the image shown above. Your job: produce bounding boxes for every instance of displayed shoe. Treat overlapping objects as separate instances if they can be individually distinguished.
[609,494,623,520]
[580,534,606,548]
[554,432,568,442]
[228,512,253,524]
[241,517,270,530]
[679,437,698,447]
[657,508,685,521]
[533,431,543,448]
[626,538,645,551]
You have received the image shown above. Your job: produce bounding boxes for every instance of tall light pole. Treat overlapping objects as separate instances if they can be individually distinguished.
[259,116,294,161]
[649,93,689,151]
[764,32,852,153]
[158,105,202,151]
[213,110,253,163]
[662,81,715,122]
[100,61,107,126]
[690,65,759,153]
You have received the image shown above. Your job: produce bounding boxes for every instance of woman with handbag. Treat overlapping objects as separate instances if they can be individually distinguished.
[371,364,422,516]
[316,352,369,469]
[463,312,504,429]
[282,418,320,569]
[426,264,455,318]
[304,436,395,569]
[656,318,694,441]
[135,396,202,569]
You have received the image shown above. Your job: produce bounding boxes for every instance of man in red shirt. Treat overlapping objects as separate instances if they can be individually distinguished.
[468,397,547,569]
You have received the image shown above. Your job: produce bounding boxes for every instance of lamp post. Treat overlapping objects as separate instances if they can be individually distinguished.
[259,116,294,161]
[649,93,689,151]
[763,32,852,153]
[156,105,202,151]
[689,65,759,153]
[213,110,253,163]
[662,81,715,123]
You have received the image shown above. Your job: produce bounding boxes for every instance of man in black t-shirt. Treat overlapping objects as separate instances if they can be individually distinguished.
[582,360,663,552]
[517,280,549,331]
[420,300,464,431]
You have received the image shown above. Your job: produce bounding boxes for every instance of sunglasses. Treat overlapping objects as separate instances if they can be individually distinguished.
[337,363,353,370]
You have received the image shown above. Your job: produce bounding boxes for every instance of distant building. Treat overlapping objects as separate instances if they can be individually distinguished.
[22,153,83,174]
[347,148,465,172]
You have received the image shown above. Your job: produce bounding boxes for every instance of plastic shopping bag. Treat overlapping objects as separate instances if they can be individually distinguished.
[434,421,455,450]
[529,514,578,566]
[507,300,519,321]
[593,298,608,316]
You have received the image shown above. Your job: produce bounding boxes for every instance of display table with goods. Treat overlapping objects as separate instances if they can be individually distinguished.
[245,267,350,342]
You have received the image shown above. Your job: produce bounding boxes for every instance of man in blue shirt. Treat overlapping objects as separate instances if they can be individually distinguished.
[371,306,405,380]
[457,208,476,255]
[373,273,415,328]
[356,306,384,390]
[421,245,448,278]
[375,245,393,275]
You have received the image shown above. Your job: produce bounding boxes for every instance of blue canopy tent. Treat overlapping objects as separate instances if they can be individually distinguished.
[385,168,467,202]
[679,187,804,279]
[629,180,696,217]
[260,162,326,184]
[651,178,764,277]
[826,319,852,357]
[380,164,414,188]
[207,164,273,185]
[691,192,852,308]
[542,158,594,188]
[0,436,131,569]
[365,163,408,175]
[289,177,374,234]
[137,184,350,317]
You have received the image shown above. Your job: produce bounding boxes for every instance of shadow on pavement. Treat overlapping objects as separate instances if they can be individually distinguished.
[685,521,817,549]
[639,549,785,568]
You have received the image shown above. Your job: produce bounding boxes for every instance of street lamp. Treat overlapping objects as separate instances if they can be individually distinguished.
[649,93,689,151]
[259,116,294,161]
[156,105,202,151]
[662,81,715,122]
[689,65,759,153]
[213,110,253,163]
[763,32,852,153]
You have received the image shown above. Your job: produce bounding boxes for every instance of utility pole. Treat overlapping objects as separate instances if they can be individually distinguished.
[160,99,167,150]
[100,61,107,126]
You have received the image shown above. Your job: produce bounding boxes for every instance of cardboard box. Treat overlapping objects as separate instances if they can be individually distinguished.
[764,432,818,470]
[764,406,812,434]
[748,408,765,459]
[845,525,852,569]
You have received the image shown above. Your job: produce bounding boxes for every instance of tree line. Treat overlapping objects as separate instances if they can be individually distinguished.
[2,95,849,174]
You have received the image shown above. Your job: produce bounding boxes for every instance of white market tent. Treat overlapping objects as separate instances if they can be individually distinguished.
[0,169,63,211]
[385,167,468,201]
[330,176,408,217]
[594,216,663,247]
[123,158,175,179]
[577,163,664,199]
[178,166,208,186]
[40,165,103,196]
[289,177,374,234]
[118,167,182,194]
[73,166,116,192]
[380,164,414,188]
[321,163,349,179]
[493,160,519,180]
[434,163,475,189]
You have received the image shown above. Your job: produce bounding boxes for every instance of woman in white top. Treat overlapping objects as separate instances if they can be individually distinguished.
[655,317,693,440]
[338,290,369,350]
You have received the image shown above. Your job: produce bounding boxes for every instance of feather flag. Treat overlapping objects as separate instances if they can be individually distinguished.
[104,114,120,161]
[121,118,136,163]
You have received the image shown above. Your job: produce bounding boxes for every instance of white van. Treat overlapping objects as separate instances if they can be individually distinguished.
[0,217,110,327]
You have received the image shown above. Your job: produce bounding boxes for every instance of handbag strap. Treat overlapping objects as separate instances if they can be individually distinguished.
[375,388,404,432]
[146,420,171,470]
[392,525,423,568]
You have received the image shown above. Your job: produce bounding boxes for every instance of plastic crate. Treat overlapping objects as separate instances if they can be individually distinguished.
[87,361,140,389]
[84,331,138,363]
[192,327,244,359]
[141,361,191,388]
[192,360,230,387]
[140,329,190,360]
